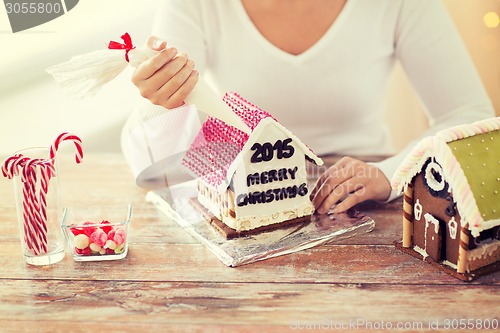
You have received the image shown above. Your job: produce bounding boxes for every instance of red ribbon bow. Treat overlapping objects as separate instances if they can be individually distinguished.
[108,32,135,62]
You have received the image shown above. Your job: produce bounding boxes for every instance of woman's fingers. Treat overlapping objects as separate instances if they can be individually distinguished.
[156,58,198,108]
[311,157,356,211]
[311,157,391,214]
[146,36,167,51]
[143,53,189,93]
[131,46,198,109]
[132,47,178,83]
[164,69,199,108]
[331,187,368,213]
[315,176,364,214]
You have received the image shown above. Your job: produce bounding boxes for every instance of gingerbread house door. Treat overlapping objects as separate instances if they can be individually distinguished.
[423,213,443,261]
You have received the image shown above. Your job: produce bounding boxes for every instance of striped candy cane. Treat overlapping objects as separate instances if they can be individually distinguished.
[22,159,46,255]
[50,132,84,163]
[2,154,29,179]
[2,155,41,254]
[37,160,56,254]
[38,160,55,228]
[2,155,39,254]
[27,159,52,254]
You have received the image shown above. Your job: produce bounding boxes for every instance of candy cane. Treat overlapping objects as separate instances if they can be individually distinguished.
[50,132,84,163]
[37,160,55,254]
[22,160,45,255]
[2,154,30,179]
[2,154,43,254]
[3,154,38,254]
[38,160,55,220]
[29,160,50,253]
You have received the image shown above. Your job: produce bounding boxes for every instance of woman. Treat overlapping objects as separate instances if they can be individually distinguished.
[123,0,494,213]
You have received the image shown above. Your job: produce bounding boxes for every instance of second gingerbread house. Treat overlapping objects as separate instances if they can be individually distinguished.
[391,117,500,281]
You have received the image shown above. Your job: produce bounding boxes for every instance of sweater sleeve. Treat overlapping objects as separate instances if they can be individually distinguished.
[152,0,208,72]
[121,0,208,188]
[374,0,495,201]
[120,102,203,189]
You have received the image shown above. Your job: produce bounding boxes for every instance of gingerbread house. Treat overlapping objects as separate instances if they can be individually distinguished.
[182,92,323,238]
[391,117,500,281]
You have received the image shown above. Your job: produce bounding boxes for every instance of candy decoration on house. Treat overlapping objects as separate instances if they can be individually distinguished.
[1,133,83,256]
[391,117,500,281]
[182,92,324,239]
[45,33,250,134]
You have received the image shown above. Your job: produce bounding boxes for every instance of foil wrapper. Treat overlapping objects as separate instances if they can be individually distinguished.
[146,180,375,267]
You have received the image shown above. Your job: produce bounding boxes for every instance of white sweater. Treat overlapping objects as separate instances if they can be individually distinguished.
[121,0,494,193]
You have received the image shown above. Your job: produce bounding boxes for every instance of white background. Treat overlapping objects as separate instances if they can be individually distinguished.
[0,0,159,155]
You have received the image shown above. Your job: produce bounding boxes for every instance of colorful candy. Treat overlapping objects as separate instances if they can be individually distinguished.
[69,220,127,256]
[73,234,89,250]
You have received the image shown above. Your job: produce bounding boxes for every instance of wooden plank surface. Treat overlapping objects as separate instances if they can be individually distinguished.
[1,281,499,332]
[1,153,499,332]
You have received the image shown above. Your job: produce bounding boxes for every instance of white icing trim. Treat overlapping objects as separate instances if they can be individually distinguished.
[435,117,500,143]
[413,245,428,260]
[424,160,446,192]
[442,260,458,270]
[391,137,434,194]
[448,217,458,240]
[224,203,313,231]
[468,239,500,261]
[424,213,440,234]
[391,117,500,237]
[198,189,314,231]
[414,199,423,221]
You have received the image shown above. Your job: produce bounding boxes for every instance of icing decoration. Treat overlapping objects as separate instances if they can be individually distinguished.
[246,167,298,187]
[468,240,500,261]
[472,226,500,247]
[236,182,308,207]
[424,213,441,257]
[422,158,449,197]
[424,213,440,234]
[250,139,295,163]
[414,199,423,221]
[391,117,500,237]
[413,245,429,260]
[448,217,458,239]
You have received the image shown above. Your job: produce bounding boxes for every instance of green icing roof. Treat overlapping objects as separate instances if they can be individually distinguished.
[447,129,500,222]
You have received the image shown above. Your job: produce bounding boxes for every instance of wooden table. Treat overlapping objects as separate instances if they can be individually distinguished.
[0,153,498,332]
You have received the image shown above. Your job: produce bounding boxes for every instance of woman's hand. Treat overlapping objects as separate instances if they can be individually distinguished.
[131,36,199,110]
[310,157,391,214]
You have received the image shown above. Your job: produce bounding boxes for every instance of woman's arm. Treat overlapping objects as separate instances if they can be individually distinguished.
[121,0,207,188]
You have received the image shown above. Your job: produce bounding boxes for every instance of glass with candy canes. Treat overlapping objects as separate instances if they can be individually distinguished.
[1,133,83,265]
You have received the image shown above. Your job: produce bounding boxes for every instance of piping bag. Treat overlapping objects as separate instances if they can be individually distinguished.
[46,33,251,134]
